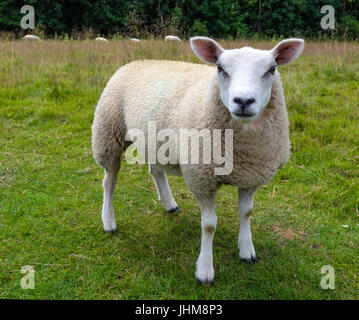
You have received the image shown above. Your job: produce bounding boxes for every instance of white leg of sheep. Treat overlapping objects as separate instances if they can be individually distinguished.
[238,188,258,263]
[149,165,179,213]
[102,169,119,233]
[195,196,217,284]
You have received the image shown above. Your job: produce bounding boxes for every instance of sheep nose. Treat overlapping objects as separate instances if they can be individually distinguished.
[233,97,256,109]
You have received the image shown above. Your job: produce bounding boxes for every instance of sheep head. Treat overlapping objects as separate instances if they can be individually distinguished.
[190,37,304,123]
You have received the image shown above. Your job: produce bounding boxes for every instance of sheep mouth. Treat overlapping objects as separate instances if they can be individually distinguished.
[237,113,255,118]
[231,112,257,119]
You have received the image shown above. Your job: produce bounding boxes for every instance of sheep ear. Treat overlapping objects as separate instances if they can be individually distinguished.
[271,38,305,66]
[190,37,224,64]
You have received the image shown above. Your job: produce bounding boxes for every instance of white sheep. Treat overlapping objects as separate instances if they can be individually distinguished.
[91,36,304,284]
[130,38,141,42]
[165,35,182,43]
[95,37,109,43]
[22,35,41,41]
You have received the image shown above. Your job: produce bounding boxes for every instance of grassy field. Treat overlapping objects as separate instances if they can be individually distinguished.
[0,39,358,300]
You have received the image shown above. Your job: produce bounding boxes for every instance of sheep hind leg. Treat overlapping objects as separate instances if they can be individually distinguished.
[102,162,121,233]
[149,165,179,213]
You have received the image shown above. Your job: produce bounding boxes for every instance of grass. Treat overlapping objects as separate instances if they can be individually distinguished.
[0,39,358,300]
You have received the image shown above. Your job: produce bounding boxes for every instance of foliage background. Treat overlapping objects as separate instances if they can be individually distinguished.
[0,0,358,39]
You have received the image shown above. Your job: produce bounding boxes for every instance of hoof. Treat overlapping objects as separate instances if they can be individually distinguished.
[196,278,213,286]
[168,206,180,213]
[241,256,259,264]
[105,228,117,234]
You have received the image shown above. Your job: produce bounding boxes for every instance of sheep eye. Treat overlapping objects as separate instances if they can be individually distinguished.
[217,65,228,77]
[264,66,276,77]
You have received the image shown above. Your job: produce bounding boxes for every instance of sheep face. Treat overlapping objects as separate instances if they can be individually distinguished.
[190,37,304,123]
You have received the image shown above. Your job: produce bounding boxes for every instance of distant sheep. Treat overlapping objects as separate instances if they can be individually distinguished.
[92,36,304,284]
[22,35,40,41]
[95,37,109,43]
[130,38,141,42]
[165,35,182,43]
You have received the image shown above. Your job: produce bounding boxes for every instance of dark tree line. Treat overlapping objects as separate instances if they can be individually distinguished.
[0,0,358,39]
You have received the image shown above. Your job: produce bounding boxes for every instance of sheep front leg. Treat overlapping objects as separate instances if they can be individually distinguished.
[195,197,217,284]
[238,188,258,263]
